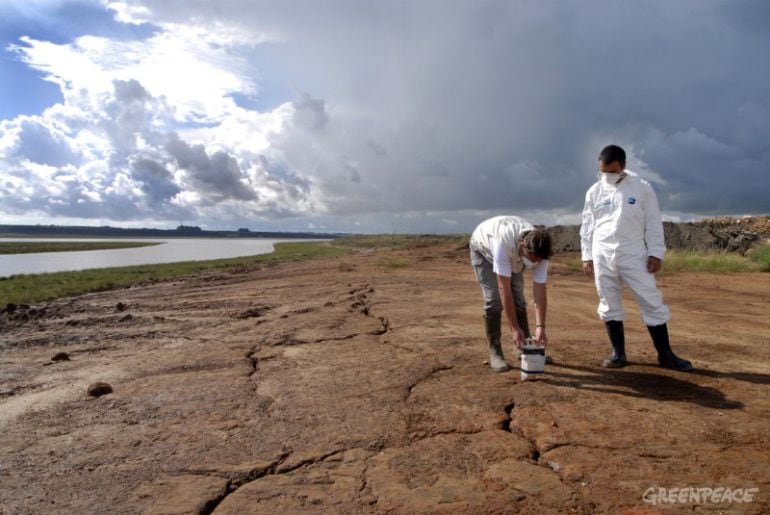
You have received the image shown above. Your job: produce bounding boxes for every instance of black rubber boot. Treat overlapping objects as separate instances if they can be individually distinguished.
[648,324,693,371]
[602,320,628,368]
[516,307,554,364]
[484,314,510,372]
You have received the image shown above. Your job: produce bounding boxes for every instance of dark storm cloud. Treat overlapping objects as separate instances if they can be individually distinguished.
[123,0,770,219]
[718,0,770,33]
[234,0,770,218]
[130,158,181,202]
[166,133,256,202]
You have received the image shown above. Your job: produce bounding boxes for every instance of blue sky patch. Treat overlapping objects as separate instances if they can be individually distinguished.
[0,1,159,119]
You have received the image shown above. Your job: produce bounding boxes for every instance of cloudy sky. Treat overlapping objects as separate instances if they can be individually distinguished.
[1,0,768,233]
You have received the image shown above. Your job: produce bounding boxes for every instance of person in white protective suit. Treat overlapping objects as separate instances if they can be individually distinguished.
[580,144,692,371]
[470,216,553,372]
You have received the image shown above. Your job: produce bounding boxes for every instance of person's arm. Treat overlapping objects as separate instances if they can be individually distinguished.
[533,281,547,346]
[497,274,526,348]
[491,238,526,348]
[580,189,595,276]
[643,183,665,273]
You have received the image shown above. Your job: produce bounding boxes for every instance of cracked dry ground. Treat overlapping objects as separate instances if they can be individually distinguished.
[1,243,769,514]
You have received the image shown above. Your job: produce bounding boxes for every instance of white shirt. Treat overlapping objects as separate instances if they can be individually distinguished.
[470,216,549,283]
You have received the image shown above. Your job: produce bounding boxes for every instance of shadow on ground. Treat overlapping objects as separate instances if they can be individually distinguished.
[546,363,744,410]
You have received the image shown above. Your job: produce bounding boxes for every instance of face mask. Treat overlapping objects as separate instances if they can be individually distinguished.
[600,171,626,186]
[521,255,536,268]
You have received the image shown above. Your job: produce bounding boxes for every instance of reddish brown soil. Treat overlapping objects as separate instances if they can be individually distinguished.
[1,244,768,514]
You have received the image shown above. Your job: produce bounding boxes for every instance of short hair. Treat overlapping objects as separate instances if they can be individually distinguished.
[599,145,626,166]
[521,228,553,260]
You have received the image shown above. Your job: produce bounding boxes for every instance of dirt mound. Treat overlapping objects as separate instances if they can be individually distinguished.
[549,215,770,254]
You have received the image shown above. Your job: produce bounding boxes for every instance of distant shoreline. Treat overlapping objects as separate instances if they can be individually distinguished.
[0,241,161,255]
[0,224,345,240]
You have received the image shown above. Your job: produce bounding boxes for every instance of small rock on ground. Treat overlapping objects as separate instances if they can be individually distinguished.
[87,382,113,397]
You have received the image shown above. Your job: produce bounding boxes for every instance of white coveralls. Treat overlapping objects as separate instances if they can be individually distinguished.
[580,170,670,326]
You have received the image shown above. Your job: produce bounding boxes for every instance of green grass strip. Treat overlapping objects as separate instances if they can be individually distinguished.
[565,248,768,274]
[0,242,350,306]
[660,249,761,273]
[0,241,160,254]
[747,243,770,272]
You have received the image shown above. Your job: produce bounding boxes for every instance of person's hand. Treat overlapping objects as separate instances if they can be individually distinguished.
[647,256,662,274]
[534,325,548,347]
[513,325,526,350]
[582,260,594,276]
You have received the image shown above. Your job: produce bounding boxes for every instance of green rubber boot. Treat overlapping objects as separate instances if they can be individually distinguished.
[485,314,510,372]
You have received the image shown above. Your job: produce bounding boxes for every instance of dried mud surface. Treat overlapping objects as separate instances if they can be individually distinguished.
[1,244,769,514]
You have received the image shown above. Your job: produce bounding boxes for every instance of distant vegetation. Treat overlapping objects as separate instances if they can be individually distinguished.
[0,223,342,239]
[747,243,770,272]
[565,243,770,274]
[334,234,467,250]
[377,257,411,270]
[659,250,762,274]
[0,241,159,254]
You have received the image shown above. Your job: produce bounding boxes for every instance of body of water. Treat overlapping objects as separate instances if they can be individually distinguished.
[0,238,323,277]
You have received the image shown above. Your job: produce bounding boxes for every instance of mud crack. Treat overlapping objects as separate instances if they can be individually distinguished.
[348,284,388,336]
[503,402,584,503]
[405,365,453,399]
[202,447,360,510]
[273,448,351,475]
[246,348,278,380]
[199,480,232,515]
[408,428,492,443]
[268,282,389,346]
[501,402,515,432]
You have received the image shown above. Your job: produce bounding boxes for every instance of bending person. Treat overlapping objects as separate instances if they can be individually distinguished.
[470,216,553,372]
